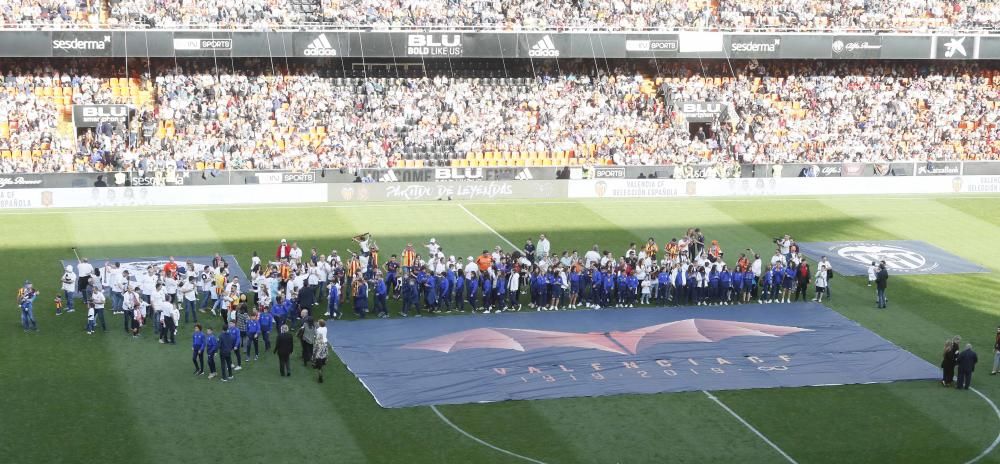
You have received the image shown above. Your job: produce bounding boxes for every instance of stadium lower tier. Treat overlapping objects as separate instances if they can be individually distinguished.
[1,59,998,173]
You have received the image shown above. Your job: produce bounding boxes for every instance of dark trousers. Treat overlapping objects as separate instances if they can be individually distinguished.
[943,366,956,385]
[192,350,204,372]
[279,354,291,376]
[124,309,132,333]
[246,334,259,357]
[794,282,809,301]
[207,352,217,374]
[877,288,887,308]
[262,330,271,351]
[220,353,233,379]
[162,316,176,344]
[957,368,973,389]
[95,308,106,331]
[302,341,313,366]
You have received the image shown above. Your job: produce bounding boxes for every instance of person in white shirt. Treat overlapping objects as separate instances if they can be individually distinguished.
[86,306,96,335]
[867,261,877,287]
[77,258,95,305]
[61,265,77,312]
[507,269,521,311]
[180,276,198,323]
[463,257,478,278]
[151,281,168,337]
[290,242,303,265]
[817,256,833,299]
[536,234,551,260]
[164,274,178,307]
[90,287,106,332]
[584,245,601,268]
[426,238,441,257]
[111,267,128,314]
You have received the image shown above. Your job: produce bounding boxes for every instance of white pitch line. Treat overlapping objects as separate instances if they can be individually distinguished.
[430,405,549,464]
[966,387,1000,464]
[457,203,524,253]
[702,390,799,464]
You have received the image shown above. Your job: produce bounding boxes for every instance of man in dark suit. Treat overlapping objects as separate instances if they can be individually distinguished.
[957,343,979,390]
[875,262,889,309]
[274,324,295,377]
[219,326,236,382]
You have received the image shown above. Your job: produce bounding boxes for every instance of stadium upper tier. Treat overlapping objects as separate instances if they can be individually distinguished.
[2,0,999,31]
[1,59,998,173]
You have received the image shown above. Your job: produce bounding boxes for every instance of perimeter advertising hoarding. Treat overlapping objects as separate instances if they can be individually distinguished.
[980,37,1000,60]
[173,32,233,57]
[0,31,53,57]
[932,35,979,60]
[880,35,934,59]
[51,31,112,57]
[330,181,566,202]
[624,34,680,58]
[831,35,883,59]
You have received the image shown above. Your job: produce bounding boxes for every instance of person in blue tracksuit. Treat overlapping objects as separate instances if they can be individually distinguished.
[626,273,639,307]
[760,266,773,303]
[569,269,581,308]
[530,271,543,308]
[401,277,418,316]
[441,270,454,311]
[192,324,206,375]
[782,264,797,303]
[246,313,261,360]
[205,327,219,378]
[732,268,744,304]
[480,274,493,311]
[374,274,388,317]
[601,271,614,308]
[656,270,670,304]
[495,272,507,312]
[453,272,465,311]
[385,256,399,297]
[228,322,242,370]
[219,326,235,381]
[424,274,439,312]
[18,281,38,331]
[259,308,274,351]
[770,264,784,302]
[466,273,479,310]
[271,295,289,328]
[590,268,603,308]
[615,272,627,307]
[685,266,697,305]
[708,267,720,303]
[719,267,732,305]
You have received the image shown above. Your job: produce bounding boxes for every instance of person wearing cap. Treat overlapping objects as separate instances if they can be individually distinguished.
[17,280,39,332]
[425,238,440,257]
[61,265,77,313]
[276,239,291,260]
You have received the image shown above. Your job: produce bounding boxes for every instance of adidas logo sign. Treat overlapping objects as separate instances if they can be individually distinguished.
[379,169,399,183]
[304,34,337,56]
[528,35,560,57]
[514,168,534,180]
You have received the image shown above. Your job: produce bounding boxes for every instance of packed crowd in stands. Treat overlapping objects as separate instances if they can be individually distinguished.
[1,59,999,173]
[3,0,1000,30]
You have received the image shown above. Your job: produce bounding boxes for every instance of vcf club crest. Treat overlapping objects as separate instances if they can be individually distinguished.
[834,242,938,273]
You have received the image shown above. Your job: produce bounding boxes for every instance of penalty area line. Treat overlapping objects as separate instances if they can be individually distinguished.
[430,405,549,464]
[702,390,798,464]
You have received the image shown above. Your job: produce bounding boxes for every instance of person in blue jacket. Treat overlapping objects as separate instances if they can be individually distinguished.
[770,264,784,302]
[441,270,454,312]
[685,266,697,306]
[494,271,507,312]
[401,276,417,317]
[205,327,219,379]
[480,274,493,311]
[760,266,773,304]
[626,272,639,307]
[466,273,479,310]
[246,312,261,360]
[742,269,756,303]
[424,273,438,313]
[374,273,389,318]
[719,266,732,305]
[327,281,341,319]
[17,281,38,332]
[782,263,797,303]
[590,268,603,308]
[568,268,581,308]
[219,325,235,382]
[452,271,465,311]
[655,270,669,305]
[673,265,687,306]
[228,322,242,371]
[601,271,614,308]
[259,308,274,351]
[732,267,744,304]
[192,323,206,375]
[271,295,289,328]
[708,267,720,303]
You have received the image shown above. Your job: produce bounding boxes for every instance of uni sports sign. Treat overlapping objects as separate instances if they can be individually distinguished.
[797,240,988,276]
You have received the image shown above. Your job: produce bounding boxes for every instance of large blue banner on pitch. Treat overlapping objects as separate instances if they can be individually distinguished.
[60,255,250,288]
[330,303,938,408]
[797,240,988,276]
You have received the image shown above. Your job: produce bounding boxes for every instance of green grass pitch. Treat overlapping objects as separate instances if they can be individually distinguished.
[2,196,1000,464]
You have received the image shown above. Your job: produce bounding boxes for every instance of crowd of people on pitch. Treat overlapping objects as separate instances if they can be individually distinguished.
[4,59,1000,175]
[4,0,1000,31]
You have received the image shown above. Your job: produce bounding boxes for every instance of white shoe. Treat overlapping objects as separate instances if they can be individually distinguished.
[234,366,242,371]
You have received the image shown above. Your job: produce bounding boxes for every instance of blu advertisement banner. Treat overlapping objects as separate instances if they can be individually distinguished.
[330,303,938,408]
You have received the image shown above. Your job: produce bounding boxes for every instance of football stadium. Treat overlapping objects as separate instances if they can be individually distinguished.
[4,3,1000,464]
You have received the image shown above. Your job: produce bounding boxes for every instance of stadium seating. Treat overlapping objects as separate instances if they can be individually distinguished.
[1,59,998,173]
[4,0,1000,30]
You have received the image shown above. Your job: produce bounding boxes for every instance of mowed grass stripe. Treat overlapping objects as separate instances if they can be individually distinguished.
[712,198,1000,463]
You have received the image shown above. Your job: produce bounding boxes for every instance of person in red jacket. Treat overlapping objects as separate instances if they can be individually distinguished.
[276,239,291,260]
